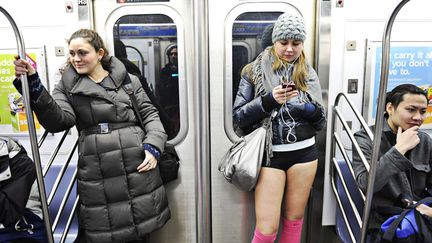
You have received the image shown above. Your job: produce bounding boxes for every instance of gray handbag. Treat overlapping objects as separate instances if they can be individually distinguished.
[218,119,271,191]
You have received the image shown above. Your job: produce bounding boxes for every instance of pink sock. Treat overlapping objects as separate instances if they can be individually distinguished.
[251,228,277,243]
[278,218,304,243]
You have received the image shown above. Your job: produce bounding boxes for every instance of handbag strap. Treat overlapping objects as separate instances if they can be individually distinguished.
[382,197,432,241]
[122,74,145,129]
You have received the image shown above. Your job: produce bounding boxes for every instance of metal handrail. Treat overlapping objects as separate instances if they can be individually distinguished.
[60,196,79,243]
[42,129,71,176]
[41,133,78,241]
[330,158,357,243]
[37,130,50,148]
[47,139,78,205]
[334,93,374,141]
[330,94,375,242]
[334,106,371,172]
[0,6,54,243]
[52,168,78,231]
[331,161,356,242]
[361,1,411,242]
[193,0,212,242]
[334,133,365,202]
[125,45,146,77]
[332,156,362,227]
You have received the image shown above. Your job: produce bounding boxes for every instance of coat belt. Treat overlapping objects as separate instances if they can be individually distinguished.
[80,122,137,136]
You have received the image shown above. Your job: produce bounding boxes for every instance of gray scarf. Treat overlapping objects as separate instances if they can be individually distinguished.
[250,47,324,165]
[251,47,323,105]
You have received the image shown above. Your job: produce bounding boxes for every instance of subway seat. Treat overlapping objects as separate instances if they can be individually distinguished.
[335,159,364,243]
[44,162,78,243]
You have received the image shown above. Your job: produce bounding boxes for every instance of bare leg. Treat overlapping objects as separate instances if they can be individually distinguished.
[254,167,286,235]
[283,160,317,220]
[279,160,317,243]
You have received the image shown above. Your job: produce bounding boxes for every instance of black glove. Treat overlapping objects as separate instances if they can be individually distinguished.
[13,72,44,101]
[288,100,318,119]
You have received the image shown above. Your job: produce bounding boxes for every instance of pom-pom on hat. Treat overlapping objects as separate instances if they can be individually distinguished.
[272,13,306,43]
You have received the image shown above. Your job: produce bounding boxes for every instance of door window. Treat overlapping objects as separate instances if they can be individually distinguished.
[113,14,180,140]
[231,12,282,135]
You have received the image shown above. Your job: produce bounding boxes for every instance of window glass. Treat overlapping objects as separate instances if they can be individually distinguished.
[113,14,180,140]
[232,12,282,134]
[232,45,249,99]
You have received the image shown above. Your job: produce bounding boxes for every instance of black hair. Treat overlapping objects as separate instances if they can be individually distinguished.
[114,38,127,59]
[384,84,428,118]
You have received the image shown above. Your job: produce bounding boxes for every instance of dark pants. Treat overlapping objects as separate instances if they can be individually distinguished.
[366,229,382,243]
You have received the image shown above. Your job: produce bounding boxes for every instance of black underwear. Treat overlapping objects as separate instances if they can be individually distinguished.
[262,144,318,171]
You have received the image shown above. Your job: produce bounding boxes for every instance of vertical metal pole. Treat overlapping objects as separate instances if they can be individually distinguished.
[0,7,54,243]
[360,0,411,242]
[192,0,212,242]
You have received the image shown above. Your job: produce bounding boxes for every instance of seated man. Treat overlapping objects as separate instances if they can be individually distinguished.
[0,137,48,243]
[352,84,432,242]
[0,137,36,226]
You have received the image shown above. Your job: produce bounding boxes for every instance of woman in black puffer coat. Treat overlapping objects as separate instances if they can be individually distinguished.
[13,29,169,243]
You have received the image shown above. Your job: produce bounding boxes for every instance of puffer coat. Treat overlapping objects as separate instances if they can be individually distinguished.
[233,64,326,144]
[29,57,170,242]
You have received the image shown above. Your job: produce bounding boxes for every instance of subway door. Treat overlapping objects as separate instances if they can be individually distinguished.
[93,1,196,242]
[209,1,317,242]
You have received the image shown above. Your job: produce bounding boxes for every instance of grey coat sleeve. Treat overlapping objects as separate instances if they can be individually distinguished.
[352,129,413,192]
[306,66,324,105]
[304,67,326,131]
[233,78,271,129]
[31,77,76,133]
[131,75,167,152]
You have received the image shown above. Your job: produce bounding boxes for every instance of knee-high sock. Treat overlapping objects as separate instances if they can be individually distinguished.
[251,228,277,243]
[279,218,304,243]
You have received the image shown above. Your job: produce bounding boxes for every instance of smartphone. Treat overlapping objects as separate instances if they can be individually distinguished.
[282,82,296,90]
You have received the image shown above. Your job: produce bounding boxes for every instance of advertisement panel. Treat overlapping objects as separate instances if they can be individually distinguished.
[0,48,47,134]
[366,42,432,129]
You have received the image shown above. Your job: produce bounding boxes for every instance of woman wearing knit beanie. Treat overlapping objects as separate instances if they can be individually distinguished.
[233,13,326,243]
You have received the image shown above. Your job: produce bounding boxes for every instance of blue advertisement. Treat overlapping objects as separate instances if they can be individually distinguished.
[371,46,432,120]
[118,25,177,38]
[232,22,274,36]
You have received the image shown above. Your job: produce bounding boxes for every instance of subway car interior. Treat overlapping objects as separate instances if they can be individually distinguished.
[1,0,432,242]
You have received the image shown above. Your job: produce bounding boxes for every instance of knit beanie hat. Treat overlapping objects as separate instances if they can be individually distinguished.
[261,24,274,49]
[272,13,306,43]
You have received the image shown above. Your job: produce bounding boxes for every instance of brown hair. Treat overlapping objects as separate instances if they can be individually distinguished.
[67,29,110,69]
